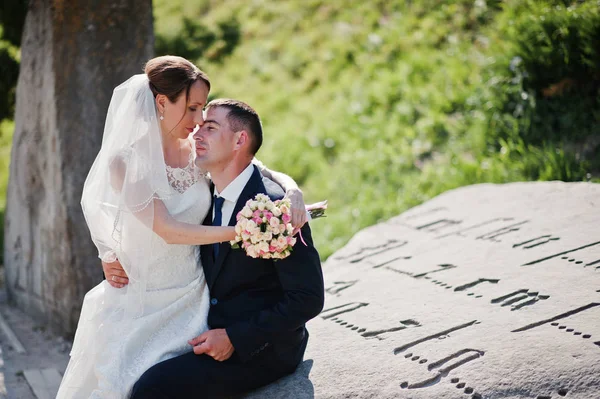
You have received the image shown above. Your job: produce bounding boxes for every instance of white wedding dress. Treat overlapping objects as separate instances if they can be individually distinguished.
[57,155,212,399]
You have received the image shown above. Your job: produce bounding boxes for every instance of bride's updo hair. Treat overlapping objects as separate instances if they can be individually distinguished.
[144,55,210,103]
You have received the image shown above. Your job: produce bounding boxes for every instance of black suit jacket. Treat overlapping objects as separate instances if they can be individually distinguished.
[201,165,324,366]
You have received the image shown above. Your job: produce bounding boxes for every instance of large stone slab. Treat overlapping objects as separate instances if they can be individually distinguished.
[3,0,154,335]
[249,182,600,399]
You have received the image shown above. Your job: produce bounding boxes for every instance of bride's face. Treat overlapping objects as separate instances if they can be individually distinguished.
[160,80,209,139]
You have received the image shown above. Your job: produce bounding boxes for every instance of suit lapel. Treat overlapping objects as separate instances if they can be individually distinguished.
[209,165,264,290]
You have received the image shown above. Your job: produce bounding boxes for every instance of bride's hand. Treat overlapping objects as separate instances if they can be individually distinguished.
[285,188,307,230]
[102,259,129,288]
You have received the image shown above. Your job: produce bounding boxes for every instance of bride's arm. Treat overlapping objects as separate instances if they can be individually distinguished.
[111,153,235,246]
[151,199,235,245]
[252,158,307,228]
[99,199,233,289]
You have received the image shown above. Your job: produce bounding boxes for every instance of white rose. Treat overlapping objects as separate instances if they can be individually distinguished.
[272,207,282,217]
[258,241,270,254]
[277,236,287,249]
[246,245,258,258]
[256,193,269,202]
[258,202,266,211]
[241,206,253,218]
[269,217,280,228]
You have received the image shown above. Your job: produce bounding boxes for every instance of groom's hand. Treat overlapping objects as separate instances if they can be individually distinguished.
[102,259,129,288]
[189,329,234,361]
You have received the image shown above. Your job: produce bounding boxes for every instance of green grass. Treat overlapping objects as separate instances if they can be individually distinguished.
[0,119,13,208]
[0,1,598,261]
[0,119,14,264]
[153,0,600,258]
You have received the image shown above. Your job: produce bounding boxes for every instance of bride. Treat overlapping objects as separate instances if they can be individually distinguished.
[56,56,306,398]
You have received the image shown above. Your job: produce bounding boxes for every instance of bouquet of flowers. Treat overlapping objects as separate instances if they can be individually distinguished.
[231,194,327,260]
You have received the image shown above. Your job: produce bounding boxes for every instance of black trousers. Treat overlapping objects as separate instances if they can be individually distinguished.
[130,349,299,399]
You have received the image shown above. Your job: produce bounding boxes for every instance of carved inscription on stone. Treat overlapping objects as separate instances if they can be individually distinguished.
[325,280,358,296]
[334,239,408,263]
[258,183,600,399]
[514,235,560,249]
[491,289,550,311]
[522,241,600,267]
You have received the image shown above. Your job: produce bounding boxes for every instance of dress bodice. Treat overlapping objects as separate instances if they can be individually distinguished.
[145,158,212,290]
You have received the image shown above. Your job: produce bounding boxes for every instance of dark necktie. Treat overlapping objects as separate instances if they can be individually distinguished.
[212,195,226,259]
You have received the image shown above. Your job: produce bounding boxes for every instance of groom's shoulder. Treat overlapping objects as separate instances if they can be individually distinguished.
[260,176,285,201]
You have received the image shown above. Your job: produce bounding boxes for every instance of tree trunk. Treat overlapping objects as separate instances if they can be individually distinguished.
[4,0,154,336]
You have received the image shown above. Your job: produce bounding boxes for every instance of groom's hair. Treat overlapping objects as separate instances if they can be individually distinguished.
[206,99,263,155]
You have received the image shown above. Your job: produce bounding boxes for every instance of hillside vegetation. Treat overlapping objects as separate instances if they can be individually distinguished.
[1,1,598,260]
[154,0,600,258]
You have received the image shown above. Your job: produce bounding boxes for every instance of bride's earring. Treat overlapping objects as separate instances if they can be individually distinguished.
[160,112,165,121]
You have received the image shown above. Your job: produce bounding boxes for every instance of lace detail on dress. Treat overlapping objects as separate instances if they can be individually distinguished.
[165,152,205,194]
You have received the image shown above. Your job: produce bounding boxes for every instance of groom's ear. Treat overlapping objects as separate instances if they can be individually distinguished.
[233,130,249,150]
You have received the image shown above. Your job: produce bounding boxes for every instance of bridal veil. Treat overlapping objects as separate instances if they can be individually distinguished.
[81,74,172,318]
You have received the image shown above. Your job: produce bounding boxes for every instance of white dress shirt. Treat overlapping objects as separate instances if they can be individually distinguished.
[212,163,255,226]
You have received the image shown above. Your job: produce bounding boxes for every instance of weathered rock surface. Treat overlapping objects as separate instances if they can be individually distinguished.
[4,0,153,335]
[249,182,600,399]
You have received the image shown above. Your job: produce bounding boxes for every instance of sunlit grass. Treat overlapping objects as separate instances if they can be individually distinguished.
[0,119,13,211]
[0,1,597,261]
[152,0,598,258]
[0,119,14,264]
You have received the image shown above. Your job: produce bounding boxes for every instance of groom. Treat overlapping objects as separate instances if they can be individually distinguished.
[130,99,325,398]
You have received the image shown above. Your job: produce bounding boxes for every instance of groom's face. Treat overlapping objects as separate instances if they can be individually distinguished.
[194,106,237,170]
